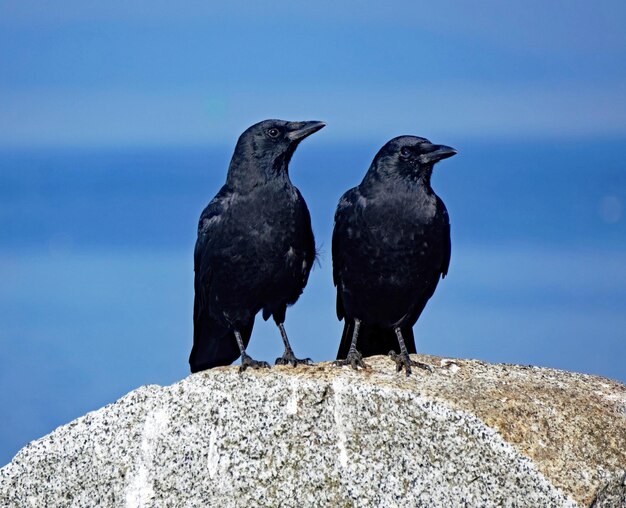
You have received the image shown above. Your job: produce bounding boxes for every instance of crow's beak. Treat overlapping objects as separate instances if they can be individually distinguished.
[287,121,326,142]
[420,144,458,164]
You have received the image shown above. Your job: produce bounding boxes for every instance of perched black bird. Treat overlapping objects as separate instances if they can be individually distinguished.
[190,119,325,373]
[333,136,457,376]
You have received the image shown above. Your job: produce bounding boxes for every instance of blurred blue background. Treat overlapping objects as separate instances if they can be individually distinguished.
[1,1,625,466]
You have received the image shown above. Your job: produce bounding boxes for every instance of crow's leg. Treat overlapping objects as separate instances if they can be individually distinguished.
[389,327,433,377]
[274,323,312,367]
[334,318,368,370]
[235,329,270,373]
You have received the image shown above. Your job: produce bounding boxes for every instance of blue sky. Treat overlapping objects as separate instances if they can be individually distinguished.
[1,1,626,146]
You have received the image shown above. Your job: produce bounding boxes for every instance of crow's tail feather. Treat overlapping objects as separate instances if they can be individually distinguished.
[189,315,253,373]
[336,320,416,360]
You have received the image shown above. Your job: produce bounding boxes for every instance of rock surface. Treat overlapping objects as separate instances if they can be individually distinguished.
[1,355,625,507]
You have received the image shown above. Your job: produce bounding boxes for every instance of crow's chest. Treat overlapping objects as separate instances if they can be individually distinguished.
[360,196,441,249]
[226,189,304,251]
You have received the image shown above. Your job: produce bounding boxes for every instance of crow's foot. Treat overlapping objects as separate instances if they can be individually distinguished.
[275,351,313,367]
[334,349,368,370]
[389,351,433,377]
[239,354,270,373]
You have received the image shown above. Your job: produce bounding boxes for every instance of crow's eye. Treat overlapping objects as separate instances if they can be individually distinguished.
[267,128,280,139]
[400,146,411,157]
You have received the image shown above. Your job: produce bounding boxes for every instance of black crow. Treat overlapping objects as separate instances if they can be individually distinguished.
[333,136,457,376]
[190,119,325,373]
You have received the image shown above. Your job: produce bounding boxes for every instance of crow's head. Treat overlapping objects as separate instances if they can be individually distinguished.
[370,136,457,184]
[228,119,325,188]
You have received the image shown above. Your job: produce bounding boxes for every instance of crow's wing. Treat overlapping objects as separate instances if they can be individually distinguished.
[332,188,359,321]
[438,200,451,279]
[190,186,251,372]
[193,189,228,310]
[294,188,316,289]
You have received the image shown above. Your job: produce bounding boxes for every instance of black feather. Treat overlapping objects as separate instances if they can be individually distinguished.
[332,135,456,359]
[190,119,324,372]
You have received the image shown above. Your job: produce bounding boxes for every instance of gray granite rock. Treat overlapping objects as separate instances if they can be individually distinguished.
[590,471,626,508]
[1,356,625,507]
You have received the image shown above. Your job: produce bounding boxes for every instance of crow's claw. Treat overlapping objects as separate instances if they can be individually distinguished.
[389,351,433,377]
[275,352,313,367]
[240,354,271,373]
[334,350,368,370]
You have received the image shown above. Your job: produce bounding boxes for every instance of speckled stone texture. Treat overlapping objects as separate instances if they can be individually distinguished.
[590,471,626,507]
[1,356,625,508]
